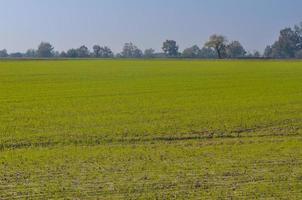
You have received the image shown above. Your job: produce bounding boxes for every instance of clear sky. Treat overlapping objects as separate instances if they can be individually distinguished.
[0,0,301,53]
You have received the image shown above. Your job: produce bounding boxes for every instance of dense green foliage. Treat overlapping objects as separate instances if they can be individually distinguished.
[1,60,302,199]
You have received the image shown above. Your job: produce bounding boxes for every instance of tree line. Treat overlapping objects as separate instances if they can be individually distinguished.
[1,22,301,59]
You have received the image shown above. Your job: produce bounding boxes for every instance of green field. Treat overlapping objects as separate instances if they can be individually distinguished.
[1,60,302,199]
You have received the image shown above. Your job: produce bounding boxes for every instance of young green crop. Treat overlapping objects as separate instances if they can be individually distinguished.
[0,60,302,199]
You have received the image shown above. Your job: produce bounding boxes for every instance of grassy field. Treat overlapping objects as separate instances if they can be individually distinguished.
[0,60,302,199]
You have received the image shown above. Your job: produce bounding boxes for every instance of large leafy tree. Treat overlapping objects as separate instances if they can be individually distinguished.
[162,40,179,57]
[182,45,200,58]
[37,42,54,57]
[273,28,300,58]
[205,35,227,59]
[92,45,113,58]
[121,43,142,58]
[93,45,101,57]
[226,41,246,58]
[265,22,302,58]
[99,46,114,58]
[76,45,90,58]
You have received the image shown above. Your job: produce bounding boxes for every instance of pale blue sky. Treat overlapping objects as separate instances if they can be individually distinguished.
[0,0,301,53]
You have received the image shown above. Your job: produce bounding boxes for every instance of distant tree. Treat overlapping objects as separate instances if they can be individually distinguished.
[53,51,60,57]
[76,45,90,58]
[182,45,200,58]
[115,53,122,58]
[66,49,78,58]
[294,22,302,50]
[199,47,217,58]
[93,45,101,57]
[121,43,143,58]
[37,42,54,57]
[144,48,155,58]
[10,52,23,58]
[253,51,261,58]
[60,51,67,58]
[99,46,114,58]
[274,28,300,58]
[162,40,179,57]
[263,46,273,58]
[226,41,246,58]
[266,25,302,58]
[153,52,166,58]
[0,49,8,57]
[25,49,37,58]
[205,35,227,59]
